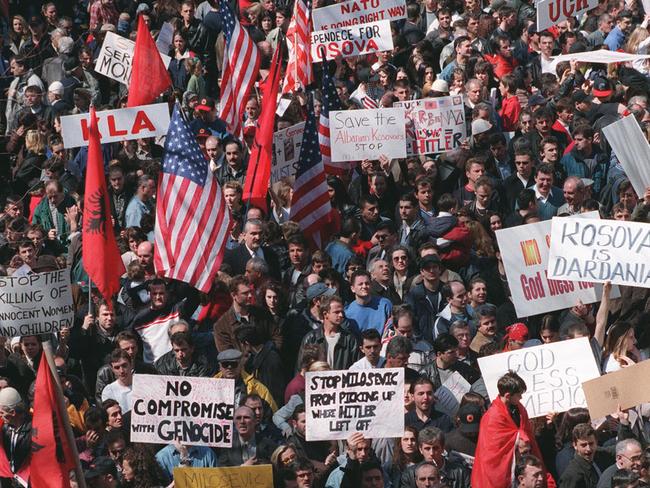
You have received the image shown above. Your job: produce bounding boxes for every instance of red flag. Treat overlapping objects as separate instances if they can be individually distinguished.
[127,14,172,107]
[31,352,75,488]
[242,43,283,212]
[82,107,125,303]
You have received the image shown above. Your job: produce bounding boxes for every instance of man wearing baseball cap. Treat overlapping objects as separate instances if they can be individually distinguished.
[85,456,119,488]
[445,403,483,458]
[190,96,229,140]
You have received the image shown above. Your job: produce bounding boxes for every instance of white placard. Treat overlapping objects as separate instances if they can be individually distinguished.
[272,122,304,183]
[95,31,172,85]
[0,270,73,336]
[311,20,393,61]
[434,371,471,418]
[548,217,650,288]
[312,0,406,31]
[477,338,601,418]
[61,103,171,148]
[394,96,466,155]
[131,375,234,447]
[495,213,618,318]
[305,369,404,441]
[603,115,650,198]
[330,107,406,161]
[537,0,599,31]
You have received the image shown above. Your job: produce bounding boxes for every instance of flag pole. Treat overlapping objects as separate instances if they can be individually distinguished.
[42,341,88,488]
[88,278,93,315]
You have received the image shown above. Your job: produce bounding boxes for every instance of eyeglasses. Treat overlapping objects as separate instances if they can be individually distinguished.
[220,361,239,369]
[621,453,644,463]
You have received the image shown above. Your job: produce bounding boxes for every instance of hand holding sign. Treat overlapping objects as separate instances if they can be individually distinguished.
[345,432,366,460]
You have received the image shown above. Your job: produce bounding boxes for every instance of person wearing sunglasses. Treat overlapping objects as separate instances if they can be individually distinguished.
[213,349,278,412]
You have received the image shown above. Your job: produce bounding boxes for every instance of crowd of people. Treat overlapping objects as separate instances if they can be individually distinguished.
[1,0,650,486]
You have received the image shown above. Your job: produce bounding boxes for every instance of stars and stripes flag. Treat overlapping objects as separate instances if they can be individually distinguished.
[291,95,332,249]
[319,65,349,175]
[350,83,379,108]
[154,104,232,292]
[218,0,260,137]
[282,0,312,94]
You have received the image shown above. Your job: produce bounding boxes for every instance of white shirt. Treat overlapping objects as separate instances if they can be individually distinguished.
[350,356,386,370]
[541,55,558,75]
[101,380,133,412]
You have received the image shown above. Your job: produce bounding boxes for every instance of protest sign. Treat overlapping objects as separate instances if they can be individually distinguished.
[537,0,599,30]
[477,338,601,418]
[311,20,393,61]
[548,217,650,288]
[131,375,234,447]
[582,359,650,419]
[495,213,618,318]
[394,96,466,155]
[174,465,273,488]
[61,103,170,148]
[330,107,406,161]
[434,371,471,418]
[0,270,73,337]
[603,115,650,198]
[156,22,174,54]
[305,368,404,440]
[313,0,406,31]
[272,122,304,183]
[552,50,650,64]
[95,32,171,85]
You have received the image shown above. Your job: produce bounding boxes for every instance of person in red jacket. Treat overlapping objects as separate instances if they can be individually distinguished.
[485,34,519,78]
[472,371,546,488]
[499,74,522,132]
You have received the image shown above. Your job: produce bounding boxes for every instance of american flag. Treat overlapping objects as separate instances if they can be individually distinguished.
[282,0,312,94]
[154,104,232,292]
[218,0,260,137]
[319,65,348,175]
[291,95,332,249]
[350,83,379,108]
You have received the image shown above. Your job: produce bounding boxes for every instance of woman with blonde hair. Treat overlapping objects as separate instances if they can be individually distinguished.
[625,25,650,74]
[9,16,29,55]
[13,130,47,193]
[271,177,293,223]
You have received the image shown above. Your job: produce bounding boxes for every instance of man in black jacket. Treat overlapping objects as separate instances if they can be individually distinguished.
[224,220,281,280]
[0,387,31,480]
[559,423,600,488]
[154,331,214,377]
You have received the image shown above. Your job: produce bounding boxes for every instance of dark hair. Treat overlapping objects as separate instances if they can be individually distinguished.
[399,192,418,206]
[517,188,537,210]
[572,423,596,443]
[496,371,527,396]
[110,348,132,365]
[392,426,423,470]
[410,376,435,394]
[340,217,360,239]
[361,329,382,343]
[537,163,555,177]
[433,333,459,354]
[122,446,168,488]
[170,331,194,348]
[351,269,371,286]
[85,406,108,428]
[515,455,543,479]
[229,275,249,294]
[437,193,457,213]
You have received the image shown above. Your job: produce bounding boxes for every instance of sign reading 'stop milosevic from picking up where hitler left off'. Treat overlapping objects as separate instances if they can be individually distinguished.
[0,270,74,336]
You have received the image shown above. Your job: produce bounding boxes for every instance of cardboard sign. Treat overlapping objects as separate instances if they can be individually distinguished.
[548,217,650,288]
[131,375,234,447]
[434,371,471,418]
[330,107,406,161]
[311,20,393,61]
[394,96,466,155]
[603,115,650,198]
[174,465,273,488]
[0,270,73,337]
[95,32,171,85]
[537,0,599,30]
[495,214,615,318]
[477,338,601,418]
[582,359,650,419]
[61,103,171,148]
[305,368,404,440]
[272,122,304,183]
[313,0,406,31]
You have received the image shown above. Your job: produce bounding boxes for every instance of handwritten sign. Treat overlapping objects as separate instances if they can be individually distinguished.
[305,369,404,440]
[174,465,273,488]
[603,115,650,198]
[330,107,406,161]
[537,0,599,30]
[434,372,471,418]
[582,359,650,419]
[548,217,650,288]
[0,270,73,337]
[131,375,234,447]
[272,122,304,183]
[95,32,171,85]
[394,96,466,155]
[478,338,601,418]
[313,0,406,31]
[495,213,617,317]
[61,103,170,148]
[311,20,393,61]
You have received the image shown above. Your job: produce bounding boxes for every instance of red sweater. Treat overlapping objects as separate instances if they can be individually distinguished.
[500,95,521,132]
